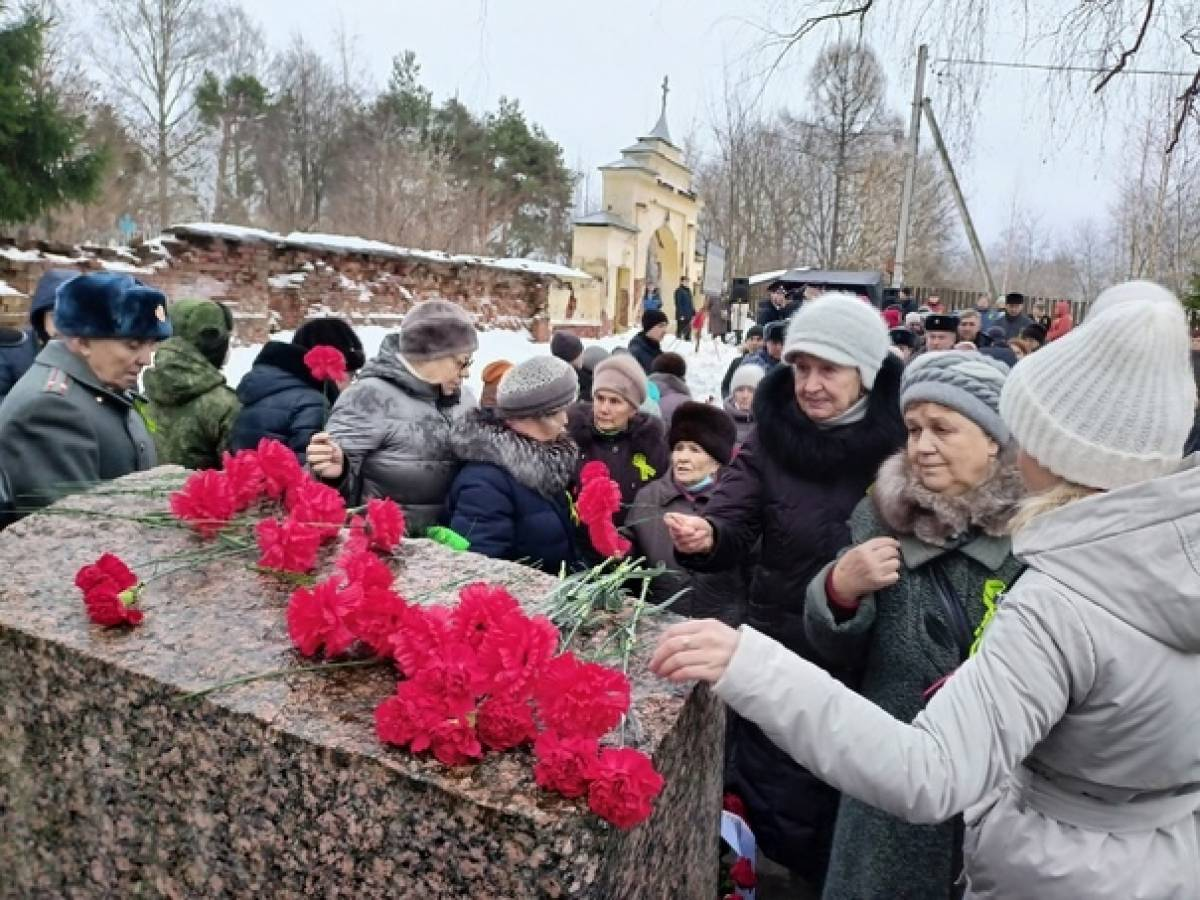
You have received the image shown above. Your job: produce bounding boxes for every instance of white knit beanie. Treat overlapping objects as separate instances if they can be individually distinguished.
[999,282,1194,490]
[782,292,890,389]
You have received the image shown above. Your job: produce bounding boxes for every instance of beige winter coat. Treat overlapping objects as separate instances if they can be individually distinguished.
[714,458,1200,899]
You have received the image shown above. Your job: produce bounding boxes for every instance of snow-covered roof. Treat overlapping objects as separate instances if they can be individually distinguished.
[98,259,154,275]
[164,223,592,282]
[268,272,307,289]
[0,279,25,297]
[0,246,43,262]
[573,210,639,233]
[749,268,797,285]
[600,157,657,175]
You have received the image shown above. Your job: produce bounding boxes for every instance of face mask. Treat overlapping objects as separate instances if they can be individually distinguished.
[681,473,715,492]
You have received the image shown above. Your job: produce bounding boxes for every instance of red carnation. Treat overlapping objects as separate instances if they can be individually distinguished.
[586,747,664,829]
[477,611,558,697]
[576,475,622,523]
[579,460,610,485]
[286,576,357,658]
[476,696,537,751]
[586,520,632,560]
[255,438,306,500]
[343,585,407,656]
[729,857,757,889]
[303,345,347,384]
[221,448,266,510]
[343,514,371,555]
[256,517,322,573]
[169,469,236,538]
[75,554,143,627]
[285,479,346,541]
[414,639,486,710]
[365,498,405,553]
[376,680,452,748]
[389,604,452,677]
[428,716,483,766]
[723,792,748,821]
[336,548,395,592]
[533,730,599,798]
[534,653,631,740]
[451,582,521,649]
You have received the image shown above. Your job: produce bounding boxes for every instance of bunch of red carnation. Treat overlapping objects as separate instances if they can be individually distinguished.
[74,552,144,626]
[303,346,347,384]
[575,460,631,559]
[370,581,663,829]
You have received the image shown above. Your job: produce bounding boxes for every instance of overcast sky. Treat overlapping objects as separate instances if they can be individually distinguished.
[235,0,1191,261]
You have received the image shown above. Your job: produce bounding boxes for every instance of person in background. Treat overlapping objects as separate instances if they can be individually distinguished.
[231,317,364,461]
[757,281,800,327]
[1000,292,1035,341]
[724,362,763,445]
[956,309,983,346]
[663,294,906,895]
[804,351,1021,900]
[629,309,668,374]
[1030,300,1051,331]
[652,280,1200,900]
[897,286,916,316]
[749,321,786,373]
[630,401,747,623]
[719,324,764,397]
[904,311,926,353]
[925,296,944,315]
[1010,337,1035,361]
[974,295,998,331]
[889,327,918,364]
[642,283,662,313]
[0,273,168,519]
[674,276,695,340]
[550,330,584,371]
[1020,322,1048,351]
[566,354,669,529]
[1046,300,1074,342]
[882,306,902,330]
[650,351,692,427]
[922,314,960,352]
[307,300,477,535]
[0,268,73,401]
[980,325,1018,367]
[578,345,609,402]
[479,359,514,408]
[691,302,707,353]
[143,299,239,470]
[447,356,581,572]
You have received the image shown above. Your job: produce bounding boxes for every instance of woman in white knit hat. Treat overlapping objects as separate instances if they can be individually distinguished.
[663,292,906,893]
[652,281,1200,899]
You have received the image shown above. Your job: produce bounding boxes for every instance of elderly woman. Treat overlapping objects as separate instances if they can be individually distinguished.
[664,294,905,892]
[629,401,747,624]
[653,281,1200,900]
[805,352,1022,900]
[307,300,478,535]
[723,363,763,445]
[446,356,581,573]
[567,355,669,528]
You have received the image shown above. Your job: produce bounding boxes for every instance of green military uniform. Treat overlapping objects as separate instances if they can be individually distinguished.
[0,340,157,515]
[143,298,239,470]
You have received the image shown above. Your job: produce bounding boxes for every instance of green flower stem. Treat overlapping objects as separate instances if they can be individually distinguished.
[179,657,387,702]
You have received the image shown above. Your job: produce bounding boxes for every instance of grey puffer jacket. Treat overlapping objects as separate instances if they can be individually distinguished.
[805,451,1025,900]
[715,457,1200,900]
[323,333,476,534]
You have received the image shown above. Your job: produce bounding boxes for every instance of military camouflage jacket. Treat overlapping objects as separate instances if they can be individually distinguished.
[143,336,240,470]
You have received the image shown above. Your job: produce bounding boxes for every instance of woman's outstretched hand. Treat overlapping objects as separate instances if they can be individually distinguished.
[649,619,740,684]
[663,512,714,554]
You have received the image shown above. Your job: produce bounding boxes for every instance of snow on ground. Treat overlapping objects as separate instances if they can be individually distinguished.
[224,326,741,406]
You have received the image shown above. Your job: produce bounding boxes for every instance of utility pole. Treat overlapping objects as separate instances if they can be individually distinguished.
[892,43,927,289]
[922,98,998,300]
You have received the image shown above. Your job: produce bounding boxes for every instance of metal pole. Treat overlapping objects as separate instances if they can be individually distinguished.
[921,98,998,300]
[892,44,927,289]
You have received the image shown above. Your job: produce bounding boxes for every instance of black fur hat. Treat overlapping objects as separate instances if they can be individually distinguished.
[668,401,738,466]
[54,272,171,341]
[293,317,366,371]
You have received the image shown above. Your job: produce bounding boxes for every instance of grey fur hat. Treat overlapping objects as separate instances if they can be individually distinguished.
[399,300,478,361]
[496,355,579,419]
[901,351,1010,444]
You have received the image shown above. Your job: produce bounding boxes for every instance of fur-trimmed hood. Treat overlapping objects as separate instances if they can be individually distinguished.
[752,353,906,480]
[872,448,1024,546]
[451,409,578,498]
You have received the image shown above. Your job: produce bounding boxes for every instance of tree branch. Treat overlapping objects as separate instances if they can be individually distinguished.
[1166,66,1200,154]
[1094,0,1155,93]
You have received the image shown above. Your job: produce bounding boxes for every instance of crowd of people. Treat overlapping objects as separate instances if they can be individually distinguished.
[0,267,1198,898]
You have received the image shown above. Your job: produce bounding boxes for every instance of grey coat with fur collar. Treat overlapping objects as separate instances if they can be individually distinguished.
[804,449,1024,900]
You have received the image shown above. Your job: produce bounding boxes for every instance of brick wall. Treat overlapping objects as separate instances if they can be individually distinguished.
[0,231,560,342]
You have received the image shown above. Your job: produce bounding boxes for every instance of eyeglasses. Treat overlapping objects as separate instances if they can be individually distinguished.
[456,357,474,373]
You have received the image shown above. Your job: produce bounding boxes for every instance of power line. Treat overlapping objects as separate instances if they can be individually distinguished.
[933,56,1196,78]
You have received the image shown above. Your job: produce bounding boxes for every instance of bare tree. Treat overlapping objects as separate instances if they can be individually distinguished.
[98,0,211,229]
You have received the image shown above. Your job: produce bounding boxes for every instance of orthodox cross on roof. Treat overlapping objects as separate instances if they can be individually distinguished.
[648,75,673,144]
[661,75,669,116]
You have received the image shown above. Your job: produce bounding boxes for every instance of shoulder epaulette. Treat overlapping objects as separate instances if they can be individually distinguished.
[43,368,70,396]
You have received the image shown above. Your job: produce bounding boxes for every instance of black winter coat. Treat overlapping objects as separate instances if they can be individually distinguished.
[673,285,695,320]
[629,472,749,625]
[755,297,800,327]
[566,404,669,528]
[627,332,662,374]
[678,355,905,883]
[447,411,581,573]
[0,327,37,401]
[230,342,334,461]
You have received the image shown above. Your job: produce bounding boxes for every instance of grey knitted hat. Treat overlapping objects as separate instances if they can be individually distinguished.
[399,300,478,361]
[729,362,765,394]
[901,351,1010,444]
[496,355,579,419]
[782,292,891,389]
